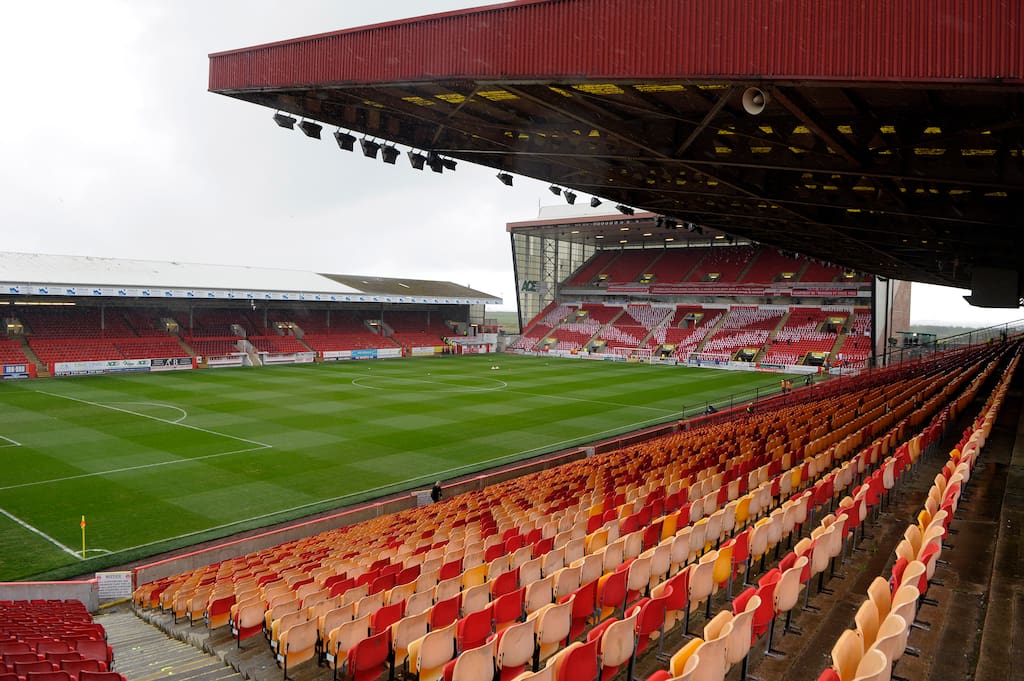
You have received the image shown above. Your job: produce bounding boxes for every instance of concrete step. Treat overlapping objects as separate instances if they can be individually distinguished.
[97,609,245,681]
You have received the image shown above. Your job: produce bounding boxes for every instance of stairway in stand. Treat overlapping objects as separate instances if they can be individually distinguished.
[98,608,243,681]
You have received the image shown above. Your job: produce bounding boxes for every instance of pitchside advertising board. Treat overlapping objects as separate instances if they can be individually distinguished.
[2,364,32,379]
[53,357,193,377]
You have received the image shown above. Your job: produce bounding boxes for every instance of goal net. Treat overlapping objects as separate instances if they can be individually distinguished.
[612,347,654,364]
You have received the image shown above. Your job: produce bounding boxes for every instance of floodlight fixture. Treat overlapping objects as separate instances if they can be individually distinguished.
[360,138,381,159]
[380,145,401,164]
[497,172,514,186]
[407,151,427,170]
[590,197,602,208]
[426,151,444,173]
[334,130,356,151]
[548,185,562,196]
[442,158,457,171]
[298,120,322,139]
[564,190,577,205]
[616,204,634,215]
[273,112,297,129]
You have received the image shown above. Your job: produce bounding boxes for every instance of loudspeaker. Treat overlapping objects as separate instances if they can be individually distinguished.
[741,87,769,115]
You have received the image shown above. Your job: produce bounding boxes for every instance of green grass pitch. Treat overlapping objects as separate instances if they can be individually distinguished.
[0,355,790,581]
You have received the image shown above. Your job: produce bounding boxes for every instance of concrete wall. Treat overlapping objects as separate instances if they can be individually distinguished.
[0,580,99,613]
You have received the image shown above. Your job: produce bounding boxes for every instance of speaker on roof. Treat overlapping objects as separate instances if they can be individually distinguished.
[741,87,769,116]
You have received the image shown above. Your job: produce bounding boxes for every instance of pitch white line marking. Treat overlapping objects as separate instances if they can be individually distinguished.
[35,391,269,448]
[0,507,83,560]
[0,392,273,492]
[351,376,508,392]
[107,402,189,424]
[0,445,271,492]
[348,371,677,414]
[0,435,21,447]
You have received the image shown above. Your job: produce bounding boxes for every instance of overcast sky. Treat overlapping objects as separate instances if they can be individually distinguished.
[1,1,1020,326]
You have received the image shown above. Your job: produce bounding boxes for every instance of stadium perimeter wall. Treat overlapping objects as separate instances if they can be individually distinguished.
[0,579,99,612]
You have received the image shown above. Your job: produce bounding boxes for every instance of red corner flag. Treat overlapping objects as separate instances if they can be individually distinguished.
[80,516,86,529]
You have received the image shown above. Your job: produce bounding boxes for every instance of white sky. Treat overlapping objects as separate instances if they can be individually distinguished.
[1,1,1020,325]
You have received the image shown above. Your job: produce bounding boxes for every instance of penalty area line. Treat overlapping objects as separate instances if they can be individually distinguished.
[35,391,271,449]
[0,507,83,560]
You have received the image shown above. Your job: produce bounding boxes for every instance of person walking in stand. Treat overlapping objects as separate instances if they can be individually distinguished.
[430,481,444,503]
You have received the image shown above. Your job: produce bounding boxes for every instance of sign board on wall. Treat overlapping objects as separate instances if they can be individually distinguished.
[96,571,133,600]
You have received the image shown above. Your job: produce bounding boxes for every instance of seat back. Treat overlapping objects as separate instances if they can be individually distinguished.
[493,587,526,631]
[868,612,907,665]
[830,629,862,681]
[703,609,732,642]
[866,577,891,622]
[725,595,758,665]
[279,619,318,670]
[392,610,430,669]
[417,622,457,681]
[458,605,495,653]
[597,611,637,671]
[853,600,879,654]
[534,597,573,662]
[496,619,535,678]
[349,628,392,681]
[689,551,718,604]
[692,633,728,681]
[670,637,702,677]
[850,648,888,681]
[553,565,583,601]
[451,639,496,681]
[326,613,371,669]
[525,575,554,615]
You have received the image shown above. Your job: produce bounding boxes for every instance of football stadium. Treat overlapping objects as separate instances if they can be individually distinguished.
[1,3,1023,681]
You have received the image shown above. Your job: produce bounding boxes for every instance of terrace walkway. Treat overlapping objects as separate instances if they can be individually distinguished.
[99,608,243,681]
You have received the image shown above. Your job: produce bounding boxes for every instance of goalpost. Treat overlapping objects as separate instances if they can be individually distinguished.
[612,347,654,364]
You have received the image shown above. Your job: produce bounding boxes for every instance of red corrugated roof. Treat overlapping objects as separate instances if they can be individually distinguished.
[210,0,1024,91]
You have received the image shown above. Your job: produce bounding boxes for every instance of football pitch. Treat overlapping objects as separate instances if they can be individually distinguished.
[0,355,788,581]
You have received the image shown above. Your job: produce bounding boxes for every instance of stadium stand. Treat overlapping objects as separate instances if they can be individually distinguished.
[741,249,807,284]
[798,260,843,283]
[0,600,113,674]
[28,338,124,364]
[700,307,787,360]
[685,245,756,283]
[248,335,311,355]
[0,339,30,365]
[386,311,451,349]
[596,251,661,285]
[597,304,670,352]
[15,306,133,338]
[567,252,617,286]
[184,337,242,358]
[186,308,259,337]
[762,308,839,366]
[511,304,578,351]
[834,309,873,367]
[644,306,714,353]
[643,248,706,284]
[130,341,1005,681]
[112,337,189,360]
[121,308,174,336]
